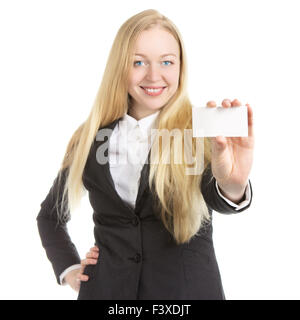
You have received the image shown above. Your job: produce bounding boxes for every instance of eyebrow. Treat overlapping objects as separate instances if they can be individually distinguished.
[134,53,177,58]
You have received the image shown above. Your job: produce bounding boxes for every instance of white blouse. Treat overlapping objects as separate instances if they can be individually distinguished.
[108,110,160,208]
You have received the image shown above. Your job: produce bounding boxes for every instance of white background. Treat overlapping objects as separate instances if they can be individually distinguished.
[1,0,299,300]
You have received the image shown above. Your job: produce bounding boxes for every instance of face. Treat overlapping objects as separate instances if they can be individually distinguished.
[127,26,181,119]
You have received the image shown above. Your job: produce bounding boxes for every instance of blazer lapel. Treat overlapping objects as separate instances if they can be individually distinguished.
[93,118,133,212]
[86,118,152,214]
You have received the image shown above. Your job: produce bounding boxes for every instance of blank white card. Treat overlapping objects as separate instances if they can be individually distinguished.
[192,105,248,137]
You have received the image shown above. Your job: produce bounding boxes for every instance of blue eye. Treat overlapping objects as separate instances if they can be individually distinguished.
[134,61,144,66]
[162,61,173,66]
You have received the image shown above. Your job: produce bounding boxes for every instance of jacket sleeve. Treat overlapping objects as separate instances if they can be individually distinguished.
[200,163,253,214]
[36,168,81,285]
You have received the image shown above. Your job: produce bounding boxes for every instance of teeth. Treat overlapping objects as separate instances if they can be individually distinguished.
[144,88,163,92]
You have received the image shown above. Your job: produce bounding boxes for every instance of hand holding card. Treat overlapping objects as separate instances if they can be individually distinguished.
[198,98,254,203]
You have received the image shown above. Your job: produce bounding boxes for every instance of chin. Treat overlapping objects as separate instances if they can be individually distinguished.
[143,103,165,112]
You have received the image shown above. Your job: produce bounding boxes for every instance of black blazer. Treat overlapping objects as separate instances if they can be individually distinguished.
[37,118,253,300]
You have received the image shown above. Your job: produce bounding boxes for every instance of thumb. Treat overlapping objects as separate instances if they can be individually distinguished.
[210,136,227,152]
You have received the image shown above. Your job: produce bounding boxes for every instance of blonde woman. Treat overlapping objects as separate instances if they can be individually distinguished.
[37,9,254,300]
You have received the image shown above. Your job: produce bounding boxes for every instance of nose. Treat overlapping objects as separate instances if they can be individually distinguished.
[146,63,162,82]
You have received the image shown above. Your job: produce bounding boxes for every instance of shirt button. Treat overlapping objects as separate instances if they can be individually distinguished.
[134,253,142,263]
[132,217,139,226]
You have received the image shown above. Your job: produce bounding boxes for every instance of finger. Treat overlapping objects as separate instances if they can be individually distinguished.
[82,258,98,265]
[206,100,217,108]
[221,99,231,108]
[232,98,242,107]
[209,136,227,152]
[79,265,85,273]
[91,246,99,252]
[246,103,254,137]
[86,251,99,259]
[81,258,98,266]
[78,274,89,282]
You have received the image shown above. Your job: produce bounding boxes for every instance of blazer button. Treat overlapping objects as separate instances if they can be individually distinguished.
[134,253,141,263]
[132,217,139,226]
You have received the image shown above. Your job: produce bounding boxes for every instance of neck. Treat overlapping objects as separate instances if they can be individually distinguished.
[128,107,160,120]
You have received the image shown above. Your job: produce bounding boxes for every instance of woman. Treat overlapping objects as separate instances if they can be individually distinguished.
[37,9,254,300]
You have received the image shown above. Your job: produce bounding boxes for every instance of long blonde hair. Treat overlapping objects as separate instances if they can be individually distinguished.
[56,9,212,244]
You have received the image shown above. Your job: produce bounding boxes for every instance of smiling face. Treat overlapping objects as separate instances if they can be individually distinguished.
[127,26,181,119]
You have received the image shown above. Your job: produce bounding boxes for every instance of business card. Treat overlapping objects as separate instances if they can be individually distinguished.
[192,105,248,137]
